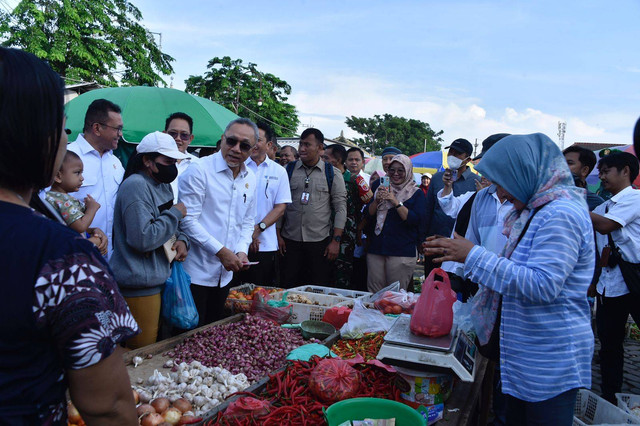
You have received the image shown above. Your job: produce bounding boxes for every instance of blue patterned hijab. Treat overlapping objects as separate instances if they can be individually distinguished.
[471,133,587,345]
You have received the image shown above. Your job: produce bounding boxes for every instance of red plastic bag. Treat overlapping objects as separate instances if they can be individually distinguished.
[410,268,457,337]
[224,396,271,419]
[373,289,419,314]
[309,358,362,403]
[322,306,352,329]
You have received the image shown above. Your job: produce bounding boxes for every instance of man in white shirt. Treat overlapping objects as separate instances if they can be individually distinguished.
[164,112,199,203]
[179,118,257,325]
[235,122,291,286]
[68,99,125,259]
[590,151,640,404]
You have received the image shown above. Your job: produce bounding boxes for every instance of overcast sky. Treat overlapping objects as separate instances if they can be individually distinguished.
[28,0,640,148]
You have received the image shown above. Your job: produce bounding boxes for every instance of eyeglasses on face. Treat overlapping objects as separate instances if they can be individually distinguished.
[168,130,191,141]
[97,122,124,134]
[388,168,406,175]
[225,136,253,152]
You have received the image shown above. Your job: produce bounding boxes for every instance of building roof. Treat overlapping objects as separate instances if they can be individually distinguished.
[569,142,623,151]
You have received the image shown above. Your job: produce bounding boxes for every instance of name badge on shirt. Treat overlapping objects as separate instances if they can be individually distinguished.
[301,192,310,205]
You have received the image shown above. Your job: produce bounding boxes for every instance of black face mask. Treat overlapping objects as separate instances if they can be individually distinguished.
[152,161,178,183]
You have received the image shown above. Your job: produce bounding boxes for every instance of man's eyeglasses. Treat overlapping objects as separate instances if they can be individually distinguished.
[168,131,192,142]
[98,123,124,134]
[388,168,405,175]
[225,136,253,152]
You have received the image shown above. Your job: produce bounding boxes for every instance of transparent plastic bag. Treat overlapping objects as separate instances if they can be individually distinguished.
[340,299,396,339]
[452,296,475,335]
[410,268,457,337]
[373,289,420,315]
[161,262,199,329]
[250,289,292,324]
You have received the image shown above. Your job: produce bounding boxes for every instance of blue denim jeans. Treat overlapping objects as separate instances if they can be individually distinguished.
[505,388,578,426]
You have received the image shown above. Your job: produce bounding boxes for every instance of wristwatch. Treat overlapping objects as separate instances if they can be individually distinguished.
[258,222,267,232]
[395,202,404,209]
[333,235,342,243]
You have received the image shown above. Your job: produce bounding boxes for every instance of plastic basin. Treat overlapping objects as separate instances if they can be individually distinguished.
[324,397,426,426]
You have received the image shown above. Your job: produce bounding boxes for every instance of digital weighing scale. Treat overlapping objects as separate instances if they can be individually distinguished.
[377,314,478,382]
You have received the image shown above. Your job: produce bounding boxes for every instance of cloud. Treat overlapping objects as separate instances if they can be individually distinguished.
[290,72,631,151]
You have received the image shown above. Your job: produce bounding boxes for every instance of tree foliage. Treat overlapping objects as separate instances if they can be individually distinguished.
[0,0,174,86]
[185,56,300,137]
[345,114,444,156]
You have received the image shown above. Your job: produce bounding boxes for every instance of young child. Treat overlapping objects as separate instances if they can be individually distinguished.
[46,151,107,255]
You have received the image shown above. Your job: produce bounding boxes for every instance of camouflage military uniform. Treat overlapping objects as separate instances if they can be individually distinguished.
[333,170,363,288]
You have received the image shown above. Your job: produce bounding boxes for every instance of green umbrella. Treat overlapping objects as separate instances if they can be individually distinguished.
[65,86,239,148]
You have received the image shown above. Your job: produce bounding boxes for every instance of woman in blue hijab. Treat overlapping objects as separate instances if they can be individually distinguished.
[424,133,594,425]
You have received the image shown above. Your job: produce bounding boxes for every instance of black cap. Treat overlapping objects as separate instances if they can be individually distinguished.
[473,133,511,160]
[445,138,473,157]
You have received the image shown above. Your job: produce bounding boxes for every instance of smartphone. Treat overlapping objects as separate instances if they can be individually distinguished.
[380,176,390,188]
[449,169,458,181]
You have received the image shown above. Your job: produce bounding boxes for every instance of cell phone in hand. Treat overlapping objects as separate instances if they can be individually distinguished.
[380,176,390,188]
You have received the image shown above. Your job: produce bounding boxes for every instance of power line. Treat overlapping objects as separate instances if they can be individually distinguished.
[237,102,299,136]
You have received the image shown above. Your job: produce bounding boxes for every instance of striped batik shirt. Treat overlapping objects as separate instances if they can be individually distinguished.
[464,198,595,402]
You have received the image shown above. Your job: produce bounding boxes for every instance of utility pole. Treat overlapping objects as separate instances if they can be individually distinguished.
[558,121,567,149]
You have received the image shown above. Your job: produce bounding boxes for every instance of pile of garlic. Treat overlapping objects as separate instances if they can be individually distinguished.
[135,360,249,415]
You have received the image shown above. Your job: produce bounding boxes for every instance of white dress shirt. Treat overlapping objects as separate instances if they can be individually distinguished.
[67,134,124,258]
[437,189,475,218]
[594,186,640,297]
[359,170,371,185]
[171,152,199,204]
[245,156,292,252]
[178,152,256,288]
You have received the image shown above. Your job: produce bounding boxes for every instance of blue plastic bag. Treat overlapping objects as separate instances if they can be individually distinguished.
[162,262,199,329]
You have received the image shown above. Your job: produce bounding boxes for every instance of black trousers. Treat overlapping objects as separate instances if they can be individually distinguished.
[280,237,333,288]
[233,251,277,286]
[350,256,368,292]
[596,292,640,403]
[191,283,231,327]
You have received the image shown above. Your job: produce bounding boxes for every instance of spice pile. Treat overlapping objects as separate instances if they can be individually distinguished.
[331,333,386,361]
[166,315,309,382]
[205,356,402,425]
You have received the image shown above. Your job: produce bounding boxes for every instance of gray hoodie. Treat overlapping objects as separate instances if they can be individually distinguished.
[110,172,189,297]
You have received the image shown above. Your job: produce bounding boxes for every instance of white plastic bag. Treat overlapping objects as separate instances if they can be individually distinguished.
[339,299,396,339]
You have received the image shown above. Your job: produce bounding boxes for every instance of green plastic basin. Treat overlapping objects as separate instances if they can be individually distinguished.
[324,397,426,426]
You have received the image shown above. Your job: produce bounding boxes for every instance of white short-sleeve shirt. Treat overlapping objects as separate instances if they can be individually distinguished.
[593,185,640,297]
[245,157,292,252]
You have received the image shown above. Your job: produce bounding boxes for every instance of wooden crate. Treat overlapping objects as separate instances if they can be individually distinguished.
[124,314,244,385]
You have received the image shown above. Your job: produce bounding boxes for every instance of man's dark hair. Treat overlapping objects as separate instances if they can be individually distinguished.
[326,144,347,165]
[300,128,324,145]
[83,99,122,133]
[165,112,193,134]
[563,145,598,174]
[281,145,298,159]
[257,121,274,143]
[0,47,65,191]
[347,147,365,161]
[598,152,639,183]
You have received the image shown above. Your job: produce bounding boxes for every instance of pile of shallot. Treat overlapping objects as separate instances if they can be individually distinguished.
[166,315,309,382]
[135,361,249,417]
